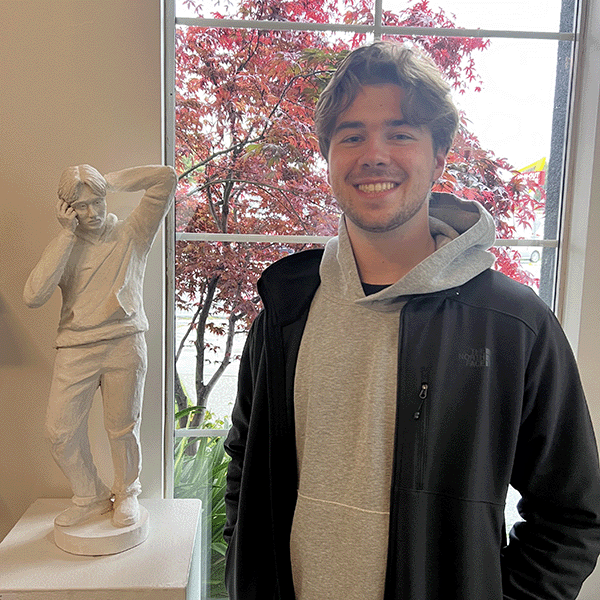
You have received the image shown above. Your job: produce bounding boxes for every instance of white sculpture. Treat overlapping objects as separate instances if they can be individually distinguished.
[24,165,176,553]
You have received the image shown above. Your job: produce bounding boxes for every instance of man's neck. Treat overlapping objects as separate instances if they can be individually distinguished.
[345,215,435,285]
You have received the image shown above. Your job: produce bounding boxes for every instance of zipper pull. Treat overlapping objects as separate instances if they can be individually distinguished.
[414,383,428,419]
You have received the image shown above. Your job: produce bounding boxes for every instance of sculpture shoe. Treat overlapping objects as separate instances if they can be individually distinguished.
[54,498,113,527]
[112,495,140,527]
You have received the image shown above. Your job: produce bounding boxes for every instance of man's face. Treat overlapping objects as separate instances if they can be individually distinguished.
[71,184,107,232]
[327,84,446,236]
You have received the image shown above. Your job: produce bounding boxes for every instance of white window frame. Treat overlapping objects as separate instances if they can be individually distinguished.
[555,0,600,349]
[156,2,600,596]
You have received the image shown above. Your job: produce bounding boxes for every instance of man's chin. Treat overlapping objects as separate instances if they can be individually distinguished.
[347,215,405,234]
[344,202,427,235]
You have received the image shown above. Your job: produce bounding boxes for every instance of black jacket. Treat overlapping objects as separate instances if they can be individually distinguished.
[224,248,600,599]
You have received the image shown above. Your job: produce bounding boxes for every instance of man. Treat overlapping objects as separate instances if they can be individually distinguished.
[223,42,600,599]
[24,164,176,528]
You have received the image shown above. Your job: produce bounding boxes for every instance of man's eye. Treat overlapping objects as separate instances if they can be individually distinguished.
[341,135,362,143]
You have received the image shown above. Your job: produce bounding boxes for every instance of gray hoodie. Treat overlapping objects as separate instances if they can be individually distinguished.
[290,193,496,600]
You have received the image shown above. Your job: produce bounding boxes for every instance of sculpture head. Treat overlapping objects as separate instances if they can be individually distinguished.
[58,165,108,232]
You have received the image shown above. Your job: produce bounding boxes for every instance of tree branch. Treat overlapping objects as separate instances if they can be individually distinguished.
[175,301,203,362]
[194,275,221,393]
[185,178,314,233]
[178,137,264,181]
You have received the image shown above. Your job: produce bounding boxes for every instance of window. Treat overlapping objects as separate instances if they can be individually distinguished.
[165,1,581,597]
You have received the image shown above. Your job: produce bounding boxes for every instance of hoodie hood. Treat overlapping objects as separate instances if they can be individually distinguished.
[319,192,496,313]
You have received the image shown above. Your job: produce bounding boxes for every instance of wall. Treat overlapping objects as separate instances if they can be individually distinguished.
[0,0,165,540]
[577,83,600,600]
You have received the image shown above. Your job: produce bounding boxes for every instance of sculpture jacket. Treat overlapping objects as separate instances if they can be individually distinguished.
[224,248,600,600]
[23,165,176,347]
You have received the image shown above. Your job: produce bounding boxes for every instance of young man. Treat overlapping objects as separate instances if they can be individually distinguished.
[24,164,176,528]
[223,42,600,599]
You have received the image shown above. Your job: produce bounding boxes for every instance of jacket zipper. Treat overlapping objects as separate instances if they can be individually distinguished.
[413,382,428,420]
[413,371,429,489]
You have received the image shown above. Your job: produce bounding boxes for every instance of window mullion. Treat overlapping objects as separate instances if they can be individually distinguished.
[175,232,559,248]
[374,0,383,41]
[176,16,575,41]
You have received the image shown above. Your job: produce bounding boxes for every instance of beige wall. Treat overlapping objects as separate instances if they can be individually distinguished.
[577,92,600,600]
[1,0,599,595]
[0,0,165,540]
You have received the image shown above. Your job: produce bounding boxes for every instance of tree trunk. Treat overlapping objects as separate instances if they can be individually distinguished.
[185,308,242,456]
[175,368,189,429]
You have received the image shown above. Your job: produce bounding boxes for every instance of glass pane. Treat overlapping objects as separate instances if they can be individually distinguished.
[174,241,323,431]
[174,435,230,600]
[175,28,566,291]
[176,0,375,25]
[451,38,564,174]
[174,240,322,599]
[175,25,345,237]
[381,0,575,33]
[443,36,569,305]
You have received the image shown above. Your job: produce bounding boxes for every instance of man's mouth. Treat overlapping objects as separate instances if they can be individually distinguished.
[356,181,398,193]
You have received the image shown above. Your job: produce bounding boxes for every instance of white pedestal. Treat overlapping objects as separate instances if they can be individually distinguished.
[0,498,202,600]
[54,504,150,556]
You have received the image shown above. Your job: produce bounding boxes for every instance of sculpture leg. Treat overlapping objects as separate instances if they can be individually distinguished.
[100,333,147,526]
[46,346,112,506]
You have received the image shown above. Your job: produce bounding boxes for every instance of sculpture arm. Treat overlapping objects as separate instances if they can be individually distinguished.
[23,229,76,308]
[104,165,177,243]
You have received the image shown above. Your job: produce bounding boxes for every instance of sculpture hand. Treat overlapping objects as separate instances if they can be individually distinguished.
[56,200,78,232]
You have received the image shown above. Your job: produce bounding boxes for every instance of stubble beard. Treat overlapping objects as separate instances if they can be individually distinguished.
[340,189,431,235]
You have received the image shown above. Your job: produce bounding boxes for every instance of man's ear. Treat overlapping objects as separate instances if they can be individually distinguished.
[433,149,447,182]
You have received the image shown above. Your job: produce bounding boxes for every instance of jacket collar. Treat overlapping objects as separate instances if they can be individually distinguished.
[257,248,323,325]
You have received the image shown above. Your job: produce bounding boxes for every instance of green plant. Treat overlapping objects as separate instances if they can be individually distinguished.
[174,411,231,598]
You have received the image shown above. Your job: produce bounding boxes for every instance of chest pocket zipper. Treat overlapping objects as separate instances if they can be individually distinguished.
[413,381,429,489]
[414,383,428,419]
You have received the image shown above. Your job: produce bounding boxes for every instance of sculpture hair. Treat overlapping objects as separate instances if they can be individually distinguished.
[314,41,459,159]
[57,164,107,204]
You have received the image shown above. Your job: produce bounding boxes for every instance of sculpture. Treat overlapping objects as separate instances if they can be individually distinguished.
[24,165,176,543]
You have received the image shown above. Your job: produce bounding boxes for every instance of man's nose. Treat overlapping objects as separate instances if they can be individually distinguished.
[87,204,98,216]
[361,136,389,168]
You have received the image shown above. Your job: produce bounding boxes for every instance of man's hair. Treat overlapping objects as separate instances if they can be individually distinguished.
[57,164,107,204]
[314,41,459,159]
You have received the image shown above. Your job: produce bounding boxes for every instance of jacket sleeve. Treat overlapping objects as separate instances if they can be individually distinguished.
[23,229,76,308]
[223,313,263,545]
[502,307,600,599]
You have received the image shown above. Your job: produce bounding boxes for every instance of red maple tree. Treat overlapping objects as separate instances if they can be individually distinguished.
[174,0,545,429]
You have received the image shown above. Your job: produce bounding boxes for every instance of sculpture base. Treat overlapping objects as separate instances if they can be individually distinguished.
[54,505,149,556]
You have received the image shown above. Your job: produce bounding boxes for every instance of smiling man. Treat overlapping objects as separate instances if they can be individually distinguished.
[24,164,176,529]
[223,42,600,600]
[326,82,446,284]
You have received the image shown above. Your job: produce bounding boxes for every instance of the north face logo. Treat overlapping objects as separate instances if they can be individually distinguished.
[458,348,491,367]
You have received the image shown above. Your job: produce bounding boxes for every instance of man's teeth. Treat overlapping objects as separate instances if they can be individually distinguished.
[357,182,397,193]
